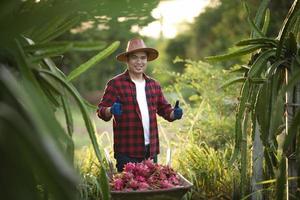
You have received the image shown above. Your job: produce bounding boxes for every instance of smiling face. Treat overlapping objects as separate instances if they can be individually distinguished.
[126,51,148,79]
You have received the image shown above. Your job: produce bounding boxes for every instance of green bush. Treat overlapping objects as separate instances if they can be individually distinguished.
[161,59,241,199]
[166,59,239,149]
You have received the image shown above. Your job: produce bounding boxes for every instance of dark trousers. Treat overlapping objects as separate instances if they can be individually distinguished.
[114,145,157,172]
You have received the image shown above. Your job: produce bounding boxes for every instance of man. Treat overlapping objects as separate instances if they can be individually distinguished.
[97,38,183,172]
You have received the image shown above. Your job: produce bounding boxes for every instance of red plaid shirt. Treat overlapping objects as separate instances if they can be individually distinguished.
[97,70,174,158]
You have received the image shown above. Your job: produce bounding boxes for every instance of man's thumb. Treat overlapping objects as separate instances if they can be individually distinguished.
[175,100,179,108]
[116,96,120,103]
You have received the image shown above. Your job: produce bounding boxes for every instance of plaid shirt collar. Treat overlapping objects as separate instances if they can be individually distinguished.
[122,69,151,82]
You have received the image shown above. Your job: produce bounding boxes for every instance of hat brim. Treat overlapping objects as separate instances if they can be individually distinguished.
[116,48,159,62]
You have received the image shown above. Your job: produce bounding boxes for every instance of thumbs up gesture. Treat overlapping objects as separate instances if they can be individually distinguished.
[173,100,183,120]
[111,96,122,116]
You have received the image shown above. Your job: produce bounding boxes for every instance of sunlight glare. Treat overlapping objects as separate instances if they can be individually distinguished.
[139,0,210,38]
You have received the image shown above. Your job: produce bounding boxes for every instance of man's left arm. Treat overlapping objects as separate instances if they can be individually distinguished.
[156,84,182,121]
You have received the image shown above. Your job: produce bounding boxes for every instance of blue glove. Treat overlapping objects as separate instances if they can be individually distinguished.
[173,100,183,119]
[111,97,122,116]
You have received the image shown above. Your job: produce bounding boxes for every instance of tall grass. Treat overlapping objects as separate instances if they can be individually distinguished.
[175,142,239,200]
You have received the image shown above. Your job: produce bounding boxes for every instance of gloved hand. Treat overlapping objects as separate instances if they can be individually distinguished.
[111,97,122,116]
[173,100,183,119]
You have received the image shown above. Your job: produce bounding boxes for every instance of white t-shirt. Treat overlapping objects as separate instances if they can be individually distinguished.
[132,79,150,145]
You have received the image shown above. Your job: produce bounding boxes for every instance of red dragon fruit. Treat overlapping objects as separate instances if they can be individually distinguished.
[110,159,182,191]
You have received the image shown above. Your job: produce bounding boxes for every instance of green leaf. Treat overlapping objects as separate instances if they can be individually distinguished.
[29,43,73,62]
[262,9,270,35]
[229,145,240,165]
[30,15,70,43]
[248,49,276,78]
[99,165,111,200]
[255,67,284,146]
[241,104,250,197]
[268,71,285,141]
[35,15,81,43]
[255,84,269,141]
[254,0,270,23]
[219,77,246,89]
[236,81,250,139]
[36,74,61,108]
[276,1,300,58]
[61,94,75,164]
[276,156,286,200]
[26,42,73,53]
[83,98,98,110]
[42,57,67,78]
[67,41,120,82]
[21,37,67,79]
[61,94,74,137]
[0,67,79,200]
[14,40,41,89]
[264,147,277,177]
[291,17,300,35]
[236,38,277,47]
[283,109,300,152]
[249,78,266,84]
[247,17,265,38]
[252,0,270,38]
[256,179,276,185]
[205,45,265,62]
[38,69,110,200]
[265,60,286,79]
[230,80,251,165]
[229,65,251,74]
[25,41,107,52]
[243,0,270,38]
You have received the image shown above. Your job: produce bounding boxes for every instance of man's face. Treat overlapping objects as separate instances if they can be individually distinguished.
[127,51,148,76]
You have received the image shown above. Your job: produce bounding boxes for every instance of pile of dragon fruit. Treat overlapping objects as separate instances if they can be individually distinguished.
[110,159,182,191]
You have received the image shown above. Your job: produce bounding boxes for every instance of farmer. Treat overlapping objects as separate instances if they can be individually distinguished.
[97,38,183,172]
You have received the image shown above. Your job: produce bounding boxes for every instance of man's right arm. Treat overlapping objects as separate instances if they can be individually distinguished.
[97,80,115,121]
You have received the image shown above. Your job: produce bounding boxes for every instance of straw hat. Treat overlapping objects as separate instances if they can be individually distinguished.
[116,38,159,62]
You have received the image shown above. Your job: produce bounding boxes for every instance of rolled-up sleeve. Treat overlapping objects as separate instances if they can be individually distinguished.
[97,80,116,121]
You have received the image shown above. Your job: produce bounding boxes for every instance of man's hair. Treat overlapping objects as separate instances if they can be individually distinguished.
[126,51,149,61]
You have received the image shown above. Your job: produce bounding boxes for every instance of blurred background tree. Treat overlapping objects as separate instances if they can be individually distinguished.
[164,0,294,73]
[21,0,292,105]
[57,1,159,100]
